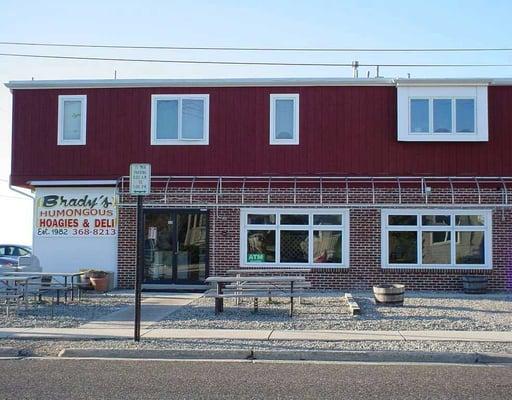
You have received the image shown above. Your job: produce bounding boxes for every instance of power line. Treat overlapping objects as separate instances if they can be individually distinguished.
[1,41,512,53]
[0,52,352,66]
[1,52,512,67]
[0,194,31,200]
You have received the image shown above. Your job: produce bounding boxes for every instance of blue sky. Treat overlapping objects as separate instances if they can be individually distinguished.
[1,0,512,244]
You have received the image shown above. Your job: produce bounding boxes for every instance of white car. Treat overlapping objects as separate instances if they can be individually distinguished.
[0,244,41,273]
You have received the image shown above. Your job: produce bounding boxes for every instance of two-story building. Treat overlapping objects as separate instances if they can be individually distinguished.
[6,77,512,291]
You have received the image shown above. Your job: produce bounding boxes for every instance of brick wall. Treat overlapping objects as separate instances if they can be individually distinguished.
[117,186,512,291]
[117,206,136,288]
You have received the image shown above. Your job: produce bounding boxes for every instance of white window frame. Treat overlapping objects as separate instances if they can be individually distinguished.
[381,209,492,270]
[270,94,299,145]
[240,208,350,268]
[151,94,209,145]
[57,95,87,145]
[397,85,488,142]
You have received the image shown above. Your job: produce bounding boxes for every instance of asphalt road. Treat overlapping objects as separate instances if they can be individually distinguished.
[0,358,511,399]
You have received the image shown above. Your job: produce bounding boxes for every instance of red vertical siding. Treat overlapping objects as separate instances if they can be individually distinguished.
[10,85,512,186]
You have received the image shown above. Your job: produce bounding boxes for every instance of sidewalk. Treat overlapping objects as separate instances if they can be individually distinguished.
[79,295,199,330]
[1,327,511,342]
[1,292,511,343]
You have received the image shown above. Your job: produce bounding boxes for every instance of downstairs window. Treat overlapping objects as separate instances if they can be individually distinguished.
[241,209,349,267]
[381,209,492,269]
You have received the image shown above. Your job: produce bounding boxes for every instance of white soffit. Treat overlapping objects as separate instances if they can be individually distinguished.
[29,180,117,187]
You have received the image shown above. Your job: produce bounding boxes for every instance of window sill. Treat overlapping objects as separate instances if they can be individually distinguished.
[382,264,491,270]
[241,264,349,269]
[57,141,86,146]
[151,140,209,146]
[269,140,300,145]
[398,132,488,142]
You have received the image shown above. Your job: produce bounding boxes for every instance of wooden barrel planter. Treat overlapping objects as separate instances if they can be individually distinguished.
[373,284,405,304]
[462,275,488,294]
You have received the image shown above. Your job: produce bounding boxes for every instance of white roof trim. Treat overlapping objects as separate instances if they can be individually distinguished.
[395,78,491,87]
[6,77,512,90]
[29,180,117,187]
[5,77,395,89]
[487,78,512,86]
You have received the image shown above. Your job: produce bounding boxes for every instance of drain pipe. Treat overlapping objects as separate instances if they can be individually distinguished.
[9,183,35,200]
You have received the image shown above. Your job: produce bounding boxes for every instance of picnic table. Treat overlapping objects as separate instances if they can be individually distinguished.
[225,269,312,305]
[0,274,39,313]
[226,268,312,274]
[2,271,86,302]
[205,275,307,316]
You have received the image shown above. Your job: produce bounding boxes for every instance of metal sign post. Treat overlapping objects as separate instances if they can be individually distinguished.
[134,195,144,342]
[130,163,151,342]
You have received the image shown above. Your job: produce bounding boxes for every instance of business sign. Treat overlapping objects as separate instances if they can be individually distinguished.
[248,253,265,262]
[130,163,151,195]
[35,191,117,237]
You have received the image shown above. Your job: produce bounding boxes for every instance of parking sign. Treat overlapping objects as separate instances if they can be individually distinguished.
[129,163,151,195]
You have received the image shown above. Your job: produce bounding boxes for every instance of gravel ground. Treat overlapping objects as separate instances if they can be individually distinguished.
[1,290,510,357]
[0,294,133,328]
[0,337,511,357]
[159,291,512,331]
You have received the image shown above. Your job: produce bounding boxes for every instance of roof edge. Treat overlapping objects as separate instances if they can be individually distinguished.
[395,78,492,87]
[5,77,395,89]
[6,77,512,90]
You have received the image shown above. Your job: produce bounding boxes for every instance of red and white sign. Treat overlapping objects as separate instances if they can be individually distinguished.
[35,191,117,237]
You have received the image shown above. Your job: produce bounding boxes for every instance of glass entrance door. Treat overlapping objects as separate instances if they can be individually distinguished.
[143,210,208,284]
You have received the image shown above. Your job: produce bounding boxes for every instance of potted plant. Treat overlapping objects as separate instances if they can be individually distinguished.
[77,269,94,291]
[88,270,109,292]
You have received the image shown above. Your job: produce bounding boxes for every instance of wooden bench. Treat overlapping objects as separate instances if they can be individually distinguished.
[0,289,24,317]
[226,268,312,274]
[0,275,38,314]
[5,271,86,303]
[205,275,309,316]
[223,282,312,304]
[344,293,361,315]
[224,282,312,290]
[225,268,312,305]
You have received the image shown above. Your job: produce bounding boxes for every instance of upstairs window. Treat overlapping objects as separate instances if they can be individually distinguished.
[410,97,475,134]
[58,95,86,145]
[397,86,488,142]
[270,94,299,145]
[151,94,209,145]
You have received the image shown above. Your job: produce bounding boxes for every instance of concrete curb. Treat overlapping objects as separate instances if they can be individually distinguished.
[255,350,479,364]
[58,348,253,360]
[476,352,512,364]
[0,347,21,358]
[57,348,512,364]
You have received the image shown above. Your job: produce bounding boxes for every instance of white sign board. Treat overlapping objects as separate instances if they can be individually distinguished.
[130,163,151,195]
[148,226,157,240]
[33,187,118,275]
[35,190,117,237]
